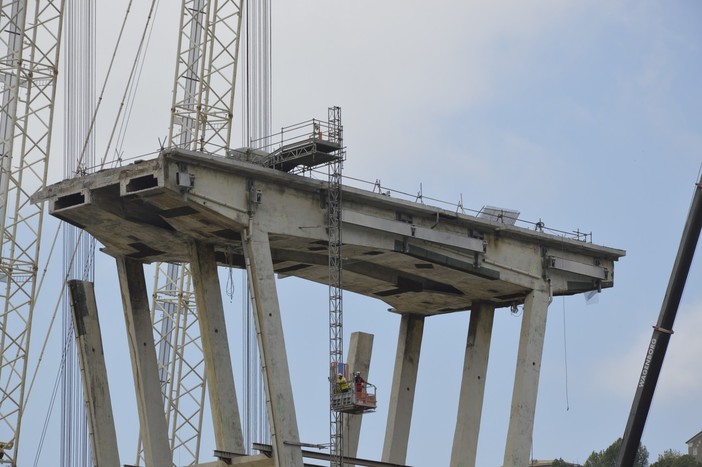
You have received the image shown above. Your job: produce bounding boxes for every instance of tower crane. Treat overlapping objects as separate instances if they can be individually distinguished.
[0,0,65,464]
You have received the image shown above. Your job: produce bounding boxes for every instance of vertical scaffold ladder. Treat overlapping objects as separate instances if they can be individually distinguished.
[327,106,345,467]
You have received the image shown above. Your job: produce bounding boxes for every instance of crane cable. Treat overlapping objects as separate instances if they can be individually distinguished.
[562,297,570,411]
[74,0,134,171]
[112,0,161,165]
[24,0,163,458]
[99,0,160,169]
[24,0,136,408]
[32,328,77,467]
[22,222,66,407]
[23,226,90,464]
[30,0,163,406]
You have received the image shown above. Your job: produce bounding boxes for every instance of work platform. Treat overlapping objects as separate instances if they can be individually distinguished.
[33,147,625,467]
[227,137,342,173]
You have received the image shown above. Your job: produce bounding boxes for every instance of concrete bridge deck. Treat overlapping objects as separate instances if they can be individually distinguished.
[37,147,623,315]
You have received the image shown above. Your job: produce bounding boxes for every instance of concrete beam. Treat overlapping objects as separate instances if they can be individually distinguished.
[382,314,425,464]
[344,332,375,463]
[242,225,303,467]
[503,288,550,466]
[450,302,495,467]
[68,280,121,467]
[116,256,172,467]
[190,241,245,454]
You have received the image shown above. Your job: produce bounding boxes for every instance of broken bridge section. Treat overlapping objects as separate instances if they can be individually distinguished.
[38,148,623,313]
[33,147,625,466]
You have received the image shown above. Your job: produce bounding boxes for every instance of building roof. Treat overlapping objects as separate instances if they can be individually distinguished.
[687,430,702,444]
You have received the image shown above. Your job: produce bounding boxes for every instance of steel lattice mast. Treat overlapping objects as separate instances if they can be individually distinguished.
[139,1,243,464]
[327,106,345,467]
[0,0,65,463]
[169,0,243,154]
[148,262,204,464]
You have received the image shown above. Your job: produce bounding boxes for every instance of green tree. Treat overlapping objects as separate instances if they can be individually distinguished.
[584,438,649,467]
[552,459,571,467]
[650,449,702,467]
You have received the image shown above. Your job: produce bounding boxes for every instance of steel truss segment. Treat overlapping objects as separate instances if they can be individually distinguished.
[168,0,207,150]
[327,106,345,467]
[198,0,242,152]
[0,0,64,464]
[168,0,242,155]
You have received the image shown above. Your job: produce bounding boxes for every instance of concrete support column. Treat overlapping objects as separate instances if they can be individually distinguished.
[190,241,245,454]
[242,226,303,467]
[116,256,172,467]
[344,331,374,463]
[450,302,495,467]
[382,313,425,464]
[68,280,121,467]
[503,288,550,467]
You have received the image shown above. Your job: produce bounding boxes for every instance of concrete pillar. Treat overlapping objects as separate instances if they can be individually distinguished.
[190,241,245,454]
[503,288,550,467]
[116,256,172,467]
[344,331,374,464]
[382,313,425,464]
[68,280,121,467]
[242,226,303,467]
[450,302,495,467]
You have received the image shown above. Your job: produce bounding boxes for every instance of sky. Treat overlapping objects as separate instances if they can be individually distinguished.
[17,1,702,466]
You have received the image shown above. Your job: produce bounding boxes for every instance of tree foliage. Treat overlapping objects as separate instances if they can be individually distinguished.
[551,459,571,467]
[584,438,649,467]
[651,449,702,467]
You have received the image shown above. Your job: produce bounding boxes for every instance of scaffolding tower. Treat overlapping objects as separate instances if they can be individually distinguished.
[326,106,345,467]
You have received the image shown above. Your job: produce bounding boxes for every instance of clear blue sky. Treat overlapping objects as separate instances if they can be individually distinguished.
[23,1,702,466]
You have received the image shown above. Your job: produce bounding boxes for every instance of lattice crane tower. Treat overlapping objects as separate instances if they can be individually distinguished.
[0,0,65,464]
[327,107,345,467]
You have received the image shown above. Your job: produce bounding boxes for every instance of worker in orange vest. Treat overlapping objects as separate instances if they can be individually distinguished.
[353,372,366,396]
